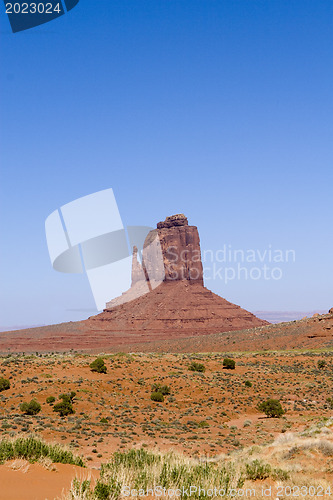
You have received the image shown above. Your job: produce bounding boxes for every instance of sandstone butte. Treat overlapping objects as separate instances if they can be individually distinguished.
[87,214,269,334]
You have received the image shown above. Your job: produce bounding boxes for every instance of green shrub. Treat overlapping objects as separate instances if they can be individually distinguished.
[246,460,271,480]
[326,398,333,409]
[100,417,108,424]
[197,421,209,428]
[151,383,171,395]
[94,481,112,500]
[258,399,285,418]
[90,357,107,374]
[151,392,164,402]
[188,362,205,373]
[223,358,236,370]
[244,380,252,387]
[318,360,326,369]
[46,396,56,404]
[94,478,121,500]
[0,378,10,392]
[53,400,74,417]
[272,467,289,481]
[0,436,84,466]
[59,391,76,403]
[20,399,41,416]
[53,393,75,417]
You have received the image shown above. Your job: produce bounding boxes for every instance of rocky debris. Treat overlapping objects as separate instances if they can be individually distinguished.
[329,308,333,315]
[157,214,188,229]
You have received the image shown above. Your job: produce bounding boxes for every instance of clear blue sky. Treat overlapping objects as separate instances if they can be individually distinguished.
[0,1,332,327]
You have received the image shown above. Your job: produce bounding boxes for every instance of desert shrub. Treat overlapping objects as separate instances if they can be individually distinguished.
[326,398,333,409]
[53,393,75,417]
[90,357,107,374]
[0,435,84,466]
[246,459,271,480]
[0,378,10,392]
[94,480,120,500]
[258,399,285,418]
[151,383,171,395]
[197,421,209,428]
[318,360,326,369]
[20,399,41,416]
[59,391,76,402]
[316,440,333,456]
[272,467,290,480]
[46,396,56,404]
[244,380,252,387]
[151,392,164,402]
[188,361,205,373]
[53,401,74,417]
[100,418,108,424]
[223,358,236,370]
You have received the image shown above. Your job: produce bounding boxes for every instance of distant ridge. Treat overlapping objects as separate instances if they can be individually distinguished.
[255,311,327,324]
[0,325,45,332]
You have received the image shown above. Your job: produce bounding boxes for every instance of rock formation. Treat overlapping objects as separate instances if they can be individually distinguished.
[92,214,269,335]
[130,214,203,287]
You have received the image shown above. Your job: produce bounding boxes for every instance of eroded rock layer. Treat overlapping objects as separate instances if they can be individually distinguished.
[92,280,268,334]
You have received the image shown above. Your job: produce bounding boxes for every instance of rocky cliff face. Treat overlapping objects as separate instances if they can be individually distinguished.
[131,214,203,287]
[155,214,203,285]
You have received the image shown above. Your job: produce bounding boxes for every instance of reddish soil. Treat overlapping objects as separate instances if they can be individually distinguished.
[1,351,333,462]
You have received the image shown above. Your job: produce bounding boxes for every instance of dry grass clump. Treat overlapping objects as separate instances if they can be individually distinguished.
[63,447,291,499]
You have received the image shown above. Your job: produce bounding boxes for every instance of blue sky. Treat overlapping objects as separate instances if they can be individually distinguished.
[0,0,332,327]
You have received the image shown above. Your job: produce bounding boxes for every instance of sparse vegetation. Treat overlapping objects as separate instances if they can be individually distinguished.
[2,349,333,497]
[46,396,56,404]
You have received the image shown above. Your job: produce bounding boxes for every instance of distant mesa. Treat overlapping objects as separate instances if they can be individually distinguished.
[89,214,268,334]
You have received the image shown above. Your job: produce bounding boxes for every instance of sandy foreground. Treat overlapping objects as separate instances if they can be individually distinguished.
[0,461,98,500]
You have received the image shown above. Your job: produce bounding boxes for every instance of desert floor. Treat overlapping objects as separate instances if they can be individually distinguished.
[1,350,333,499]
